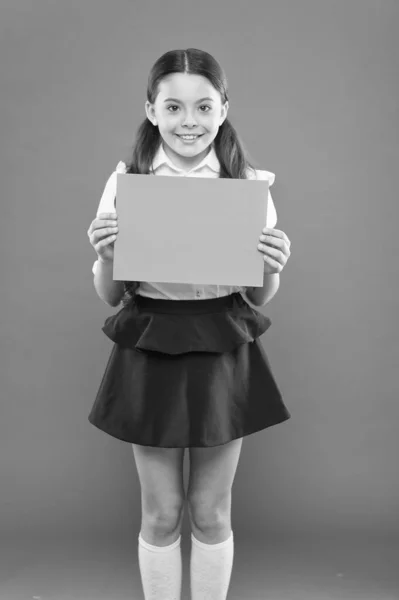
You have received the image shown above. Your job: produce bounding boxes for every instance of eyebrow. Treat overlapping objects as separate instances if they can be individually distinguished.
[163,97,215,103]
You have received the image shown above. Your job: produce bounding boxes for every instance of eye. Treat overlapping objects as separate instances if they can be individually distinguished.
[167,105,211,113]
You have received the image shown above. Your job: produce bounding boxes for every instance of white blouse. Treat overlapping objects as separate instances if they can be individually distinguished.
[92,142,277,301]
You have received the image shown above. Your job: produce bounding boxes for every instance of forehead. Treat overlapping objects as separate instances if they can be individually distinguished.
[157,73,218,101]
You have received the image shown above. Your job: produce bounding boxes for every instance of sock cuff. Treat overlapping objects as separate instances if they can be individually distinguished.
[191,530,234,551]
[138,533,181,553]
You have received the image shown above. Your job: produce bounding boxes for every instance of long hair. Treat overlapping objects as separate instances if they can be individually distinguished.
[120,48,259,307]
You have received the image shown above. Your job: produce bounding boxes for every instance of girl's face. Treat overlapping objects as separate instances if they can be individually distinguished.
[145,73,228,171]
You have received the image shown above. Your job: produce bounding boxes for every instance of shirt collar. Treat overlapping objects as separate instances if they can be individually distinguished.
[150,140,220,175]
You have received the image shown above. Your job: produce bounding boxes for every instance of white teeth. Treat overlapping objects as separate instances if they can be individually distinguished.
[179,135,199,139]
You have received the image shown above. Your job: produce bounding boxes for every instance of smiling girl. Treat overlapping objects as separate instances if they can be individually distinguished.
[87,47,292,600]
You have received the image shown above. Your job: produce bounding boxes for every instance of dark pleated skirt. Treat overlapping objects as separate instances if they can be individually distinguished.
[88,291,291,448]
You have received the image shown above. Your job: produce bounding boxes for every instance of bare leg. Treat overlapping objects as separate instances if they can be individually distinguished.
[132,444,185,599]
[187,438,243,599]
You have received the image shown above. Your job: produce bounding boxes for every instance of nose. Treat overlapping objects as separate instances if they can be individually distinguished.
[181,114,198,127]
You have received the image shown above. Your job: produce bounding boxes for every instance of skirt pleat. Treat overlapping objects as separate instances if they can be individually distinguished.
[88,292,291,448]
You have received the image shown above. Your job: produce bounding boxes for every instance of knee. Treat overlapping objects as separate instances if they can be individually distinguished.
[187,491,231,531]
[142,493,185,533]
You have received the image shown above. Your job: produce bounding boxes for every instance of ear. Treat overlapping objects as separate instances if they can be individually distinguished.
[220,100,229,125]
[145,101,157,126]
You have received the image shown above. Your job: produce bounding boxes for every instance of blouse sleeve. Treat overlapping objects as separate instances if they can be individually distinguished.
[92,161,127,275]
[255,169,277,228]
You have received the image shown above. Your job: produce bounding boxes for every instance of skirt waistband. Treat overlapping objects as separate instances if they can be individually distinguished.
[133,292,244,315]
[101,291,271,355]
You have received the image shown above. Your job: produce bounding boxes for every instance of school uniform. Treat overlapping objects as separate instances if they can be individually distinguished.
[88,142,291,447]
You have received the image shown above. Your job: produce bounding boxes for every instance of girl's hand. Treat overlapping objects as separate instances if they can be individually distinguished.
[257,227,291,274]
[87,212,119,264]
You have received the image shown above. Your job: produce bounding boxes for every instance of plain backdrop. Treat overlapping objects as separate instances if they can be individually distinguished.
[1,0,398,543]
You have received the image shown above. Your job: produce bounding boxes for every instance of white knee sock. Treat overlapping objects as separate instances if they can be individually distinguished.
[190,530,234,600]
[138,532,182,600]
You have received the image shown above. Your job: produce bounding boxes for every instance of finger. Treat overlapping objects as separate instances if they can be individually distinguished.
[96,215,118,227]
[266,243,290,260]
[258,244,282,261]
[102,233,117,244]
[260,234,291,253]
[262,227,282,235]
[262,254,283,272]
[91,226,118,244]
[262,228,291,247]
[92,221,119,237]
[97,233,117,250]
[259,234,282,249]
[88,214,118,236]
[99,225,119,237]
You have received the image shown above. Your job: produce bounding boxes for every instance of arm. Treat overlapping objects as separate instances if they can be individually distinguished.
[93,258,125,307]
[244,170,280,307]
[92,162,128,307]
[244,272,280,307]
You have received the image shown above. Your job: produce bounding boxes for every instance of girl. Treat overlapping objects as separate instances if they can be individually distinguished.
[87,48,291,600]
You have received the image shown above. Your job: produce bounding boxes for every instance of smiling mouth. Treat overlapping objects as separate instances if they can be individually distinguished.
[176,134,203,138]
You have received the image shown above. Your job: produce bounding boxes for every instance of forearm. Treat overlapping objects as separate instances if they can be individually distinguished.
[245,272,280,307]
[93,258,124,307]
